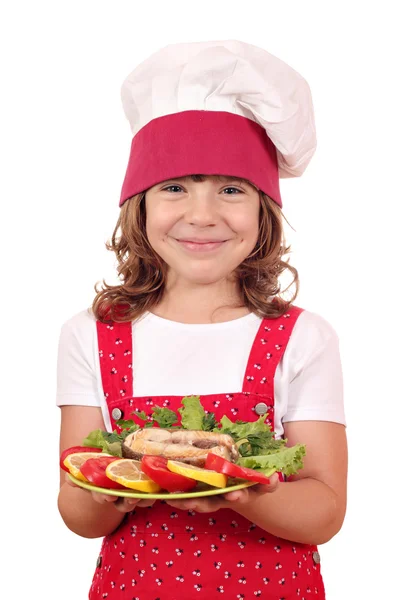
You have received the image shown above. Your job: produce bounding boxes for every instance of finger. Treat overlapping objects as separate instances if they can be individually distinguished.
[168,501,198,512]
[64,472,79,487]
[223,490,249,503]
[167,498,225,513]
[166,501,191,511]
[113,497,137,513]
[223,475,280,503]
[92,492,119,504]
[252,473,280,495]
[192,499,226,513]
[167,500,208,511]
[167,500,201,511]
[268,473,280,491]
[101,494,120,502]
[136,499,157,508]
[113,497,156,513]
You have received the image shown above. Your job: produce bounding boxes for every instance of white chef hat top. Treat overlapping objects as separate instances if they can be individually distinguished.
[119,40,317,207]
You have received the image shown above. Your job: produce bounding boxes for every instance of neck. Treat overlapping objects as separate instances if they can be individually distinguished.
[152,276,249,324]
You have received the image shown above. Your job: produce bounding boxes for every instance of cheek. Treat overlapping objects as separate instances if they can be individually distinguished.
[146,206,175,244]
[230,208,259,243]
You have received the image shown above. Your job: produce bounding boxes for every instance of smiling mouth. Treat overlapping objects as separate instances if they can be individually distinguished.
[174,239,228,252]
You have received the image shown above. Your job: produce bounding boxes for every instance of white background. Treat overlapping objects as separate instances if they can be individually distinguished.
[1,1,399,598]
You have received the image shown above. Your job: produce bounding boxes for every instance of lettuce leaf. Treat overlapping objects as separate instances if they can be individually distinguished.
[82,429,123,457]
[82,397,307,475]
[82,429,107,449]
[239,434,286,456]
[83,424,139,457]
[216,414,285,456]
[237,444,306,476]
[178,396,205,430]
[217,414,271,437]
[103,441,124,457]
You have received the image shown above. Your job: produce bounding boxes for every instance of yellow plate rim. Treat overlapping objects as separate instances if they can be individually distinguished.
[66,472,274,499]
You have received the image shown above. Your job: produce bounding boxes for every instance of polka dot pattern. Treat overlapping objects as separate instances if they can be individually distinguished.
[91,308,325,598]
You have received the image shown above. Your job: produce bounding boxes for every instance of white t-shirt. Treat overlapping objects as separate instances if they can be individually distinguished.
[56,309,346,439]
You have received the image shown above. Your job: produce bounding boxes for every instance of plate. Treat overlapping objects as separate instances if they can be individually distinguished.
[66,473,269,500]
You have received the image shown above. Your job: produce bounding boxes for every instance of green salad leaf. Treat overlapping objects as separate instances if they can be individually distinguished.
[237,444,306,476]
[115,419,138,430]
[134,410,148,422]
[152,406,179,428]
[178,396,205,430]
[217,414,271,437]
[203,411,217,431]
[82,428,105,449]
[243,433,286,456]
[82,429,124,457]
[178,395,217,431]
[104,441,124,456]
[216,414,286,456]
[81,397,306,475]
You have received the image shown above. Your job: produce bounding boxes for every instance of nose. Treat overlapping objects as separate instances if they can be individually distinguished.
[184,190,218,227]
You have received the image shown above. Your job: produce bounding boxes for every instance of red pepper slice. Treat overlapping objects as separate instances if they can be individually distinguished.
[80,456,125,489]
[204,453,271,484]
[60,446,102,472]
[141,456,197,493]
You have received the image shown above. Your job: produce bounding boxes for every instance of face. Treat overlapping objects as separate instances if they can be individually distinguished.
[145,176,260,285]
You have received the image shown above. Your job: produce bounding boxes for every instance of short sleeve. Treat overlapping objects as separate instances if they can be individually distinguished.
[282,311,346,425]
[56,309,102,408]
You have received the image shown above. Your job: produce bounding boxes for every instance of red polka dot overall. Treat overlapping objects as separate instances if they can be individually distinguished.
[89,307,325,599]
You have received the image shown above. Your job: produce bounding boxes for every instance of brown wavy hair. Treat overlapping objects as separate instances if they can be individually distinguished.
[92,175,299,322]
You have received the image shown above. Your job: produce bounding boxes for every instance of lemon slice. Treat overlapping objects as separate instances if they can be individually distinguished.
[63,452,111,482]
[105,459,161,493]
[167,461,228,488]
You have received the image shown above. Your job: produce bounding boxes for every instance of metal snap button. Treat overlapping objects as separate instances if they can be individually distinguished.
[254,402,268,415]
[111,407,123,420]
[96,555,102,569]
[312,551,321,564]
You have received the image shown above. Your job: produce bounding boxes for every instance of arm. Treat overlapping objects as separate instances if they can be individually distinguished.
[166,421,347,545]
[58,406,154,539]
[233,420,348,545]
[56,316,154,538]
[165,314,347,543]
[58,406,126,538]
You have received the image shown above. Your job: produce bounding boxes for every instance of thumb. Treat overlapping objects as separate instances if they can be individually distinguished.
[254,472,280,495]
[268,472,280,491]
[64,472,79,487]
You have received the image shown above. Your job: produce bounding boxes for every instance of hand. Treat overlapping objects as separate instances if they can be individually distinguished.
[166,473,279,514]
[64,472,156,513]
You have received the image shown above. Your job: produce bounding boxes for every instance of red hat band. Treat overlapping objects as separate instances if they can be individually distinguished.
[120,110,281,207]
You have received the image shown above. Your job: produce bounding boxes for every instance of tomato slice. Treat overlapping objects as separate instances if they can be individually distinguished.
[204,453,271,484]
[80,456,125,489]
[60,446,102,472]
[141,456,197,492]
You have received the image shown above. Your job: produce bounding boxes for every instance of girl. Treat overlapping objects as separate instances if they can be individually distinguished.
[57,40,347,599]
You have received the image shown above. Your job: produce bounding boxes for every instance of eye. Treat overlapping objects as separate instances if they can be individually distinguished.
[162,185,184,193]
[222,187,243,195]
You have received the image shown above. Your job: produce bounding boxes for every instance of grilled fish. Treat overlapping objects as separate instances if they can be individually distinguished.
[122,428,238,467]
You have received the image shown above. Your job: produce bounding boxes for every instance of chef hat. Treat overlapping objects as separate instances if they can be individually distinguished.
[119,40,316,208]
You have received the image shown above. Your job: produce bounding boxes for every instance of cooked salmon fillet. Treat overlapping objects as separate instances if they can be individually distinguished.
[122,428,238,466]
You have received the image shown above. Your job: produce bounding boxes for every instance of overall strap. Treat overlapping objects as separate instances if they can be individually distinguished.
[242,305,304,396]
[96,320,133,404]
